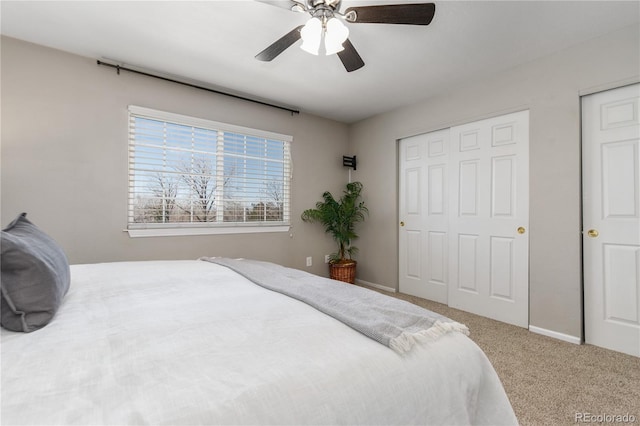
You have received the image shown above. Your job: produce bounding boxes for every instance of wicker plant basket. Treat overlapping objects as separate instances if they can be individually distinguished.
[329,260,357,284]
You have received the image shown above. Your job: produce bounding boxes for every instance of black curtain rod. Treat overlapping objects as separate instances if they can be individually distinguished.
[96,60,300,116]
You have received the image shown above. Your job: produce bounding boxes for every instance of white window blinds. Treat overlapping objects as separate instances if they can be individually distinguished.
[128,106,292,233]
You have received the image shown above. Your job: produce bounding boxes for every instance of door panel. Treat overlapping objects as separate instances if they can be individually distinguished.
[604,244,639,325]
[448,110,529,328]
[491,156,516,217]
[428,165,445,214]
[399,129,450,303]
[582,84,640,357]
[406,230,421,279]
[428,231,447,285]
[602,141,638,217]
[459,160,480,216]
[458,234,479,293]
[490,236,515,300]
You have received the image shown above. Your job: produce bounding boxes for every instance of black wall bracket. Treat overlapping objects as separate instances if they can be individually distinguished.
[343,155,357,170]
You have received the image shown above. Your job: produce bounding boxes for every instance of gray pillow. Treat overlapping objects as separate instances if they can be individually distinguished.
[1,213,70,332]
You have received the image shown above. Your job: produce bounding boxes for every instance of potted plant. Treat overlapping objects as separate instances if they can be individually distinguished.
[301,181,368,284]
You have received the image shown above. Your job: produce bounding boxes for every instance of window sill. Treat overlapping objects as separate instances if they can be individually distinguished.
[126,225,290,238]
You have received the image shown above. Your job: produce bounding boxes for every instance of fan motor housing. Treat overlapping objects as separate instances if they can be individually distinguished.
[309,0,341,11]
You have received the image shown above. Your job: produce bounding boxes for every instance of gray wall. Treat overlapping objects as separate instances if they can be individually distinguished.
[1,36,349,276]
[348,24,640,339]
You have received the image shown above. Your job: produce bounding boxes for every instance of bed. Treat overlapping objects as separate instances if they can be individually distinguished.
[1,215,517,425]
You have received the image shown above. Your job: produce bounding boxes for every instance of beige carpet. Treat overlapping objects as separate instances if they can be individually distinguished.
[366,287,640,426]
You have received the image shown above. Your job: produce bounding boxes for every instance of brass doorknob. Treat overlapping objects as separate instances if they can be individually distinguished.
[400,221,405,227]
[517,227,525,234]
[587,229,599,238]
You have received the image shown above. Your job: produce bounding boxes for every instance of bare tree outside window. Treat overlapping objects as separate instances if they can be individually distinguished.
[175,157,217,222]
[151,172,178,223]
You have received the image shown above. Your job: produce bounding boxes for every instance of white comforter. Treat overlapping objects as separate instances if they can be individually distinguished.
[1,260,517,425]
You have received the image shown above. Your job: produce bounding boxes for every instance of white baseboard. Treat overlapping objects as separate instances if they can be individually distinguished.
[355,278,396,293]
[351,284,582,346]
[529,325,581,345]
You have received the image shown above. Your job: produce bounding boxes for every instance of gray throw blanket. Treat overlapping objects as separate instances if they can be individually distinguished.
[201,257,469,354]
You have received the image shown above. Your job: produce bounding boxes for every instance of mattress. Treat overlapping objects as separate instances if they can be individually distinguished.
[1,260,517,425]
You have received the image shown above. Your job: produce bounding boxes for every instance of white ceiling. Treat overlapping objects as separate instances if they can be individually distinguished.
[2,1,639,123]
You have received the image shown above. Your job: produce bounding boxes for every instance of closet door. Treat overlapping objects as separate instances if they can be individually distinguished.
[448,110,530,328]
[399,129,450,303]
[582,84,640,357]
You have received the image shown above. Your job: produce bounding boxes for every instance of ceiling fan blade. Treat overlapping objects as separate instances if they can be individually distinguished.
[344,3,436,25]
[255,25,304,62]
[337,39,365,72]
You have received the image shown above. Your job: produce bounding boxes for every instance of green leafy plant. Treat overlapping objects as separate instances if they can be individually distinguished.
[301,181,368,263]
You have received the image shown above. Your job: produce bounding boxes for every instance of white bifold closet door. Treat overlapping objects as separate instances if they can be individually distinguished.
[399,110,529,328]
[448,110,529,328]
[582,84,640,357]
[399,129,450,304]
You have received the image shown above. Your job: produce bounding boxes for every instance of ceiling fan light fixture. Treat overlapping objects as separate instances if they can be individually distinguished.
[324,17,349,55]
[300,17,322,55]
[257,1,437,72]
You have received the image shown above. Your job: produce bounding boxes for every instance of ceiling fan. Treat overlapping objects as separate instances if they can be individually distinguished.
[255,0,436,72]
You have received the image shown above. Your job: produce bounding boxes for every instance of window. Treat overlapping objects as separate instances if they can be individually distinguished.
[127,106,292,237]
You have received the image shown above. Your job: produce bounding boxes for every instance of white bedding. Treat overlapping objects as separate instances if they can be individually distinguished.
[1,260,517,425]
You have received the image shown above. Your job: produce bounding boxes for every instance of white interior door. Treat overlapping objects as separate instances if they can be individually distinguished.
[448,110,530,328]
[582,84,640,357]
[399,129,450,303]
